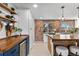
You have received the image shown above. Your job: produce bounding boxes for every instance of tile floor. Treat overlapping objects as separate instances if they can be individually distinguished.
[29,41,50,56]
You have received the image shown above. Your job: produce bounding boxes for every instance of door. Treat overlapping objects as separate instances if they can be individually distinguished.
[35,20,44,41]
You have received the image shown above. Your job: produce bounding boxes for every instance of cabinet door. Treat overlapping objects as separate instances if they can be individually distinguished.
[0,52,3,56]
[4,45,19,56]
[26,37,29,46]
[35,20,44,41]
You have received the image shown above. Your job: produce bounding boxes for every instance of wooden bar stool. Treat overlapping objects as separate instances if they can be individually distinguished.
[69,46,79,55]
[56,46,69,56]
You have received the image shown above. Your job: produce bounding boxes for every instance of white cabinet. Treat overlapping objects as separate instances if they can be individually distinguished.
[43,34,48,43]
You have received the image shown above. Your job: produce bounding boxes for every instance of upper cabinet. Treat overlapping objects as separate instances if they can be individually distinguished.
[0,3,16,14]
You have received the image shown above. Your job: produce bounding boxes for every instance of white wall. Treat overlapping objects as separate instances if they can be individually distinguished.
[16,9,29,34]
[28,10,35,49]
[16,9,35,49]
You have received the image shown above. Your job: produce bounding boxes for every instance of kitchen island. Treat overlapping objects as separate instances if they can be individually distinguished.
[47,33,79,56]
[0,35,29,56]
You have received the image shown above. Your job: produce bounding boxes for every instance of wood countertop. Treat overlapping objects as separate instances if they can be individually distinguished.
[47,34,79,41]
[0,35,29,52]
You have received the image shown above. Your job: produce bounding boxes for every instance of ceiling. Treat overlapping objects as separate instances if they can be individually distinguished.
[13,3,79,19]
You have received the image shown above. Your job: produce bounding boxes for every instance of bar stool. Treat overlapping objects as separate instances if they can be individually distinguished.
[56,46,69,56]
[69,46,79,55]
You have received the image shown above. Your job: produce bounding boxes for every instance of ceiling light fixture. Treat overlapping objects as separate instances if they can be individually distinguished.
[60,6,66,29]
[77,7,79,18]
[33,4,38,8]
[61,6,65,21]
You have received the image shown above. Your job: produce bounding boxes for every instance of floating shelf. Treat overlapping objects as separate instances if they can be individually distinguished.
[0,15,16,23]
[0,15,8,19]
[0,3,16,14]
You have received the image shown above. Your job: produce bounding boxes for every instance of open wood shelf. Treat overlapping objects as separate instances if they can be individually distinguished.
[0,3,16,14]
[0,15,8,19]
[0,15,16,23]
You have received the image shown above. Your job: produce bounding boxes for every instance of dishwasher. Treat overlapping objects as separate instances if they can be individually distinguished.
[20,40,26,56]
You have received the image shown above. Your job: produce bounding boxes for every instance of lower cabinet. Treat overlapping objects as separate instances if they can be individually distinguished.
[0,45,19,56]
[43,34,48,43]
[0,37,29,56]
[4,45,19,56]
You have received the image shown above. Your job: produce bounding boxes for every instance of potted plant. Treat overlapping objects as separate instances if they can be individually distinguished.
[14,27,22,35]
[68,28,79,38]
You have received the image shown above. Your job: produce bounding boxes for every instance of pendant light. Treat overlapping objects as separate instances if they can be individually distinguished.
[77,7,79,19]
[61,6,65,21]
[60,6,66,30]
[75,7,79,28]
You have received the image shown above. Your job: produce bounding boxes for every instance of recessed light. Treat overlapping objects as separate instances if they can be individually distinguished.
[33,4,38,8]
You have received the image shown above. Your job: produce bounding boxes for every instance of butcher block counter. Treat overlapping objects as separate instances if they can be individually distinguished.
[0,35,29,56]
